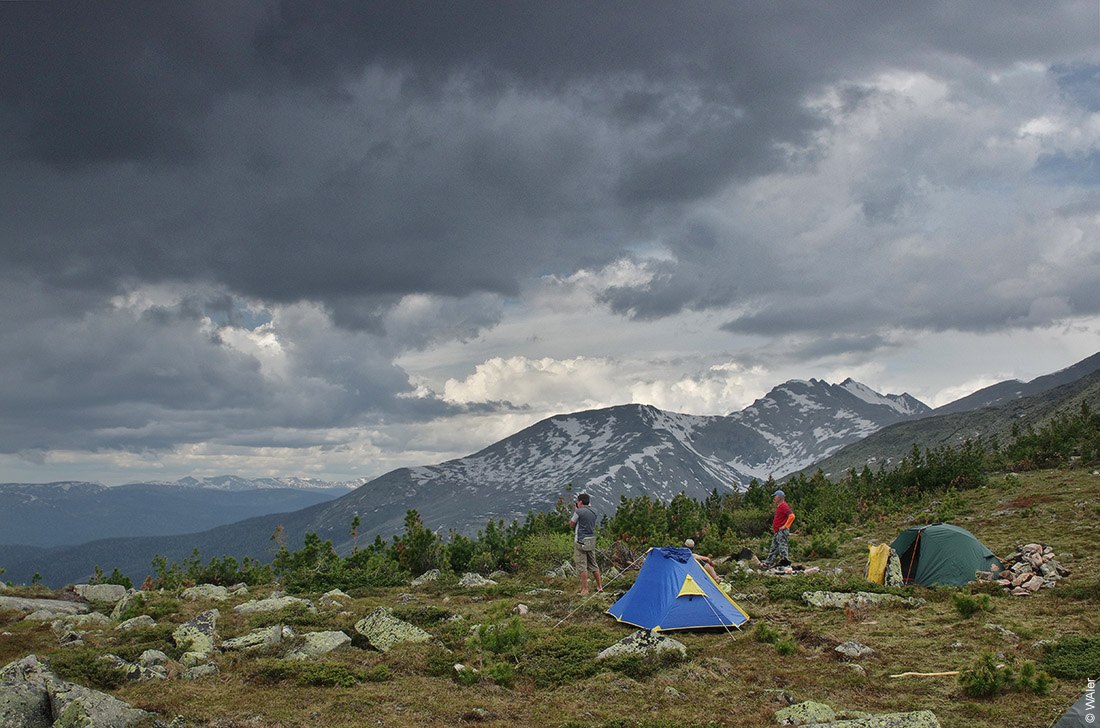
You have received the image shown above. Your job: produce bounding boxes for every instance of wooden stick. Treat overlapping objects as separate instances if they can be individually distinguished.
[889,671,960,678]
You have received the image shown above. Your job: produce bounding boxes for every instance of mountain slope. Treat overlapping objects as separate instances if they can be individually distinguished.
[930,350,1100,416]
[2,378,927,585]
[800,368,1100,478]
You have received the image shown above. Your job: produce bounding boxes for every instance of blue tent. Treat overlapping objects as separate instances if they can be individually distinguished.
[607,547,750,631]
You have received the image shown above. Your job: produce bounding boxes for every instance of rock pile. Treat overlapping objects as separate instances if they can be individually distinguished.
[983,543,1069,596]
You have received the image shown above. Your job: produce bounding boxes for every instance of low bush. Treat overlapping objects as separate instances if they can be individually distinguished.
[47,648,127,691]
[601,650,685,680]
[517,629,610,688]
[247,659,385,688]
[953,593,993,619]
[1041,635,1100,679]
[959,653,1052,698]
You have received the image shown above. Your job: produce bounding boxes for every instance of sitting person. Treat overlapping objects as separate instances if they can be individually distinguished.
[684,538,719,581]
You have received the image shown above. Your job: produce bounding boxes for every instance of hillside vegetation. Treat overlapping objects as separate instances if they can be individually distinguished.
[1,404,1098,727]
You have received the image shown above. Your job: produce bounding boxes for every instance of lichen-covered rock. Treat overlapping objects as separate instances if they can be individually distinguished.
[0,596,88,615]
[803,710,941,727]
[109,591,141,621]
[0,655,151,727]
[172,609,219,657]
[221,625,285,652]
[73,584,128,605]
[458,573,497,588]
[595,630,688,662]
[775,700,837,725]
[354,607,433,652]
[285,630,352,660]
[318,589,352,607]
[115,615,155,631]
[232,595,314,615]
[411,569,440,586]
[835,641,874,659]
[801,591,925,609]
[181,584,230,602]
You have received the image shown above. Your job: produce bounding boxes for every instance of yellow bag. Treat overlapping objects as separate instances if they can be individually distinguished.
[866,543,890,585]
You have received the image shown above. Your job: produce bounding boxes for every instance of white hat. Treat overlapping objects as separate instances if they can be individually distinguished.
[684,538,695,549]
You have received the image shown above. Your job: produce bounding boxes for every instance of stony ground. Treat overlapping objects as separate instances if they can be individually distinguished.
[1,468,1097,727]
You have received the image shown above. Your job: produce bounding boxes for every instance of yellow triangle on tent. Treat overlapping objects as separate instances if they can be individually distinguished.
[676,574,708,598]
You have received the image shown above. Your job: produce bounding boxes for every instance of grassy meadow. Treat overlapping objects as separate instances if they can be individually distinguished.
[1,467,1097,727]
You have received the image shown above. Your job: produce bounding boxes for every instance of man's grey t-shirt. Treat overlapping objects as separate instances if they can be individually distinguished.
[571,506,596,542]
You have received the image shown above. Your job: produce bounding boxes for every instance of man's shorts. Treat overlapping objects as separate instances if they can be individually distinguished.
[574,540,598,573]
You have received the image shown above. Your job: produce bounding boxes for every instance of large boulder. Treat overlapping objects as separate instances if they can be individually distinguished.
[73,584,128,605]
[221,625,287,652]
[0,596,88,616]
[0,655,151,727]
[232,595,314,615]
[595,630,688,662]
[116,615,156,632]
[801,591,925,609]
[776,701,837,725]
[180,584,230,602]
[802,711,941,727]
[354,608,433,652]
[172,609,219,659]
[458,573,497,588]
[285,631,353,660]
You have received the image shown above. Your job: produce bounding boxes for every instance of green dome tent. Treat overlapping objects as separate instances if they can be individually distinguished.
[890,524,1002,586]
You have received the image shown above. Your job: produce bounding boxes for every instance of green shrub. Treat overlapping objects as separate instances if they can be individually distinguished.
[391,605,453,628]
[1041,636,1100,679]
[247,603,328,629]
[959,653,1052,697]
[487,661,516,688]
[517,629,609,688]
[753,623,782,644]
[774,637,798,656]
[602,650,686,679]
[247,659,375,688]
[803,532,840,559]
[468,617,529,658]
[47,648,127,691]
[514,532,574,574]
[953,592,992,619]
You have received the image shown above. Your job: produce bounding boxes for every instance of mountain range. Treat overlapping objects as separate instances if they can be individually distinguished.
[3,351,1098,586]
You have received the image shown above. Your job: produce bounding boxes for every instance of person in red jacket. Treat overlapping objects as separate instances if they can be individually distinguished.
[762,489,795,568]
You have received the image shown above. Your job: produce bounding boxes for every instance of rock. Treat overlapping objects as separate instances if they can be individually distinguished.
[801,591,925,609]
[1023,576,1044,592]
[221,625,284,652]
[139,650,168,667]
[184,664,219,680]
[73,584,128,605]
[984,624,1018,641]
[835,641,874,659]
[109,592,140,621]
[595,629,688,661]
[116,616,155,631]
[180,584,229,602]
[514,604,529,615]
[775,700,837,725]
[232,596,314,614]
[285,630,353,660]
[318,589,352,607]
[172,609,219,658]
[664,686,683,698]
[0,596,88,615]
[802,710,942,726]
[179,652,209,668]
[411,569,440,586]
[546,561,577,578]
[458,573,497,588]
[23,610,65,622]
[0,654,151,727]
[53,613,110,631]
[354,608,433,652]
[1010,587,1031,596]
[487,570,508,580]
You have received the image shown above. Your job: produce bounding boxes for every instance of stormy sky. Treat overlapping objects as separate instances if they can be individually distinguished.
[2,2,1099,485]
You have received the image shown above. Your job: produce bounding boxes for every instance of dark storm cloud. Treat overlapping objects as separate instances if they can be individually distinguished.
[1,1,1098,463]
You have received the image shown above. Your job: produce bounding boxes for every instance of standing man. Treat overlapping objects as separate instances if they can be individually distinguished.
[569,493,602,594]
[762,489,795,568]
